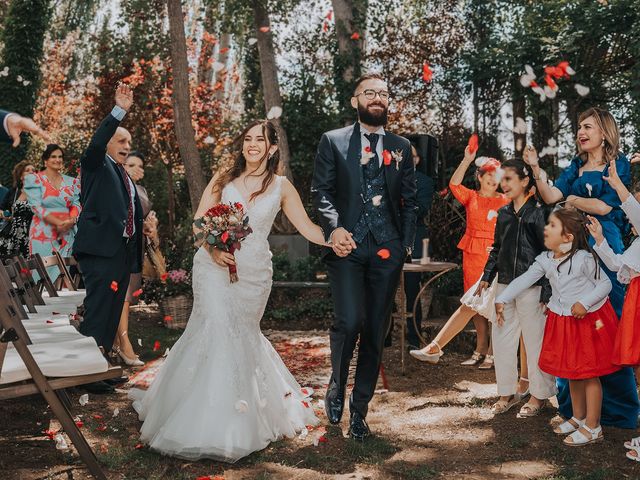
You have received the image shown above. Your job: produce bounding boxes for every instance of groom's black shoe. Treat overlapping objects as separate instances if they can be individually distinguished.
[325,380,345,425]
[348,409,370,441]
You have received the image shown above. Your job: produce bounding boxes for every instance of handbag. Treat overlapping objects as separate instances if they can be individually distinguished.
[142,237,167,280]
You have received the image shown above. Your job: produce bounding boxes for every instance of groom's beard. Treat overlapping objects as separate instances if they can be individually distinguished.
[357,102,388,127]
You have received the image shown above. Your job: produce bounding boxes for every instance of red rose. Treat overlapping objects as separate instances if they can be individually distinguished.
[382,150,392,166]
[221,231,230,243]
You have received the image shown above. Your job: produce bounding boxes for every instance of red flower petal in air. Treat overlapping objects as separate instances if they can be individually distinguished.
[110,281,118,292]
[382,150,392,166]
[530,80,539,88]
[153,340,161,352]
[259,26,270,33]
[326,10,333,21]
[350,32,360,40]
[544,75,557,90]
[163,315,172,323]
[160,272,169,282]
[467,133,479,154]
[377,248,391,260]
[132,289,143,297]
[221,231,230,243]
[322,21,329,32]
[422,62,433,82]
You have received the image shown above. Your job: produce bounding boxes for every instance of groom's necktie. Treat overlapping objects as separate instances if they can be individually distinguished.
[363,133,380,177]
[116,163,135,237]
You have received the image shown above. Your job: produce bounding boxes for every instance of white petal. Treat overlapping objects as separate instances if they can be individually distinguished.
[513,117,527,135]
[235,400,249,413]
[548,138,557,147]
[163,347,170,357]
[487,210,498,220]
[212,62,225,72]
[55,434,68,450]
[137,338,142,347]
[525,64,534,76]
[543,86,556,99]
[266,106,283,119]
[203,135,215,144]
[79,394,89,406]
[565,66,576,75]
[248,38,257,45]
[575,84,590,97]
[112,408,120,418]
[520,74,534,88]
[539,147,550,157]
[16,75,22,82]
[372,195,382,206]
[586,183,593,196]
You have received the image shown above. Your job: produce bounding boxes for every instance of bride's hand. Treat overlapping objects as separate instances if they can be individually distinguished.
[208,245,236,267]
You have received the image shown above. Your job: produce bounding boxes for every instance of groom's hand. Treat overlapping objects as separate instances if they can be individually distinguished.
[330,227,356,257]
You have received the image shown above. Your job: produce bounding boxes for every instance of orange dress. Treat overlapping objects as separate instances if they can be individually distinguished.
[449,183,509,291]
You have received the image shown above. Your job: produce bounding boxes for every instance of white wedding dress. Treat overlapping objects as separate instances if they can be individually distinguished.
[130,176,318,462]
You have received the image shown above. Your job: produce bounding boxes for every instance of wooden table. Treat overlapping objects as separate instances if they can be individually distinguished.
[391,260,458,374]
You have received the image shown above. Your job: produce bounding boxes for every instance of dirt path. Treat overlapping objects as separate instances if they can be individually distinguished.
[2,311,639,479]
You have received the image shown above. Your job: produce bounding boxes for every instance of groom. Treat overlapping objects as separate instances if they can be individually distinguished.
[312,73,417,439]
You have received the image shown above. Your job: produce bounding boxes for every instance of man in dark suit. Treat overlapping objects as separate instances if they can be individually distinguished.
[73,83,143,393]
[312,73,417,440]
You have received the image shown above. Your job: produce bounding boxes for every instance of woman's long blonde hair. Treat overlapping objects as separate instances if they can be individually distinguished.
[576,107,620,164]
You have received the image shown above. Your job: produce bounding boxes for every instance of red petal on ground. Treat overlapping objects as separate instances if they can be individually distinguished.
[153,340,161,351]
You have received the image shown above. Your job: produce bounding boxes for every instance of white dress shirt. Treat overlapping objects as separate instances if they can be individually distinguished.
[360,123,386,167]
[593,195,640,284]
[496,250,612,315]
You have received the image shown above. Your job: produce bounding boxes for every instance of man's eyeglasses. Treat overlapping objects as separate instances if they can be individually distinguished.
[355,89,390,101]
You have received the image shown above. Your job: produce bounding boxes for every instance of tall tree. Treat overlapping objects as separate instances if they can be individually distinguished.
[252,0,292,181]
[167,0,207,211]
[0,0,50,184]
[331,0,366,124]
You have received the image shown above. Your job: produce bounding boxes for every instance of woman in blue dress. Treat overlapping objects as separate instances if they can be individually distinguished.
[524,107,639,429]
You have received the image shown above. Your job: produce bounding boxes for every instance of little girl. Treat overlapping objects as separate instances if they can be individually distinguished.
[496,208,617,446]
[478,159,556,416]
[586,159,640,459]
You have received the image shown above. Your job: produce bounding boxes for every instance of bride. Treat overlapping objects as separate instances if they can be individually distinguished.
[130,119,334,462]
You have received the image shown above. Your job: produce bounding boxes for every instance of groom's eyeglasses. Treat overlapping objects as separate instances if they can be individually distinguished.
[355,89,390,101]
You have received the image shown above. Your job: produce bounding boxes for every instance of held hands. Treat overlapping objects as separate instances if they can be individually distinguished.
[56,218,76,234]
[631,152,640,165]
[462,145,477,164]
[330,227,356,257]
[523,145,540,168]
[495,303,505,326]
[474,280,489,297]
[602,157,623,190]
[571,302,587,319]
[585,215,605,245]
[207,244,236,268]
[115,82,134,112]
[5,114,51,147]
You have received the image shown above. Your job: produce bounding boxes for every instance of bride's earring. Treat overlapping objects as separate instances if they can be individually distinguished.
[601,138,606,147]
[559,241,573,254]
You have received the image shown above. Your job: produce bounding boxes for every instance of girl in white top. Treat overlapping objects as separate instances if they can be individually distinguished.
[496,208,618,447]
[586,158,640,461]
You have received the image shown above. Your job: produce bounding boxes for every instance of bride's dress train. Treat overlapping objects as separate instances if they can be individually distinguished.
[130,176,318,462]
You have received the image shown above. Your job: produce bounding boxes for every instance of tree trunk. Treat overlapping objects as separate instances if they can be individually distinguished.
[331,0,365,125]
[166,159,176,236]
[166,0,207,212]
[197,2,216,85]
[252,0,292,182]
[213,33,232,100]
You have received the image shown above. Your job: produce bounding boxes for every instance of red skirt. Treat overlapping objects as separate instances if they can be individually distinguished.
[539,300,621,380]
[612,277,640,366]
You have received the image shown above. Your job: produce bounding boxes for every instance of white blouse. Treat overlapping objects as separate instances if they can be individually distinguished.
[593,195,640,284]
[496,250,612,315]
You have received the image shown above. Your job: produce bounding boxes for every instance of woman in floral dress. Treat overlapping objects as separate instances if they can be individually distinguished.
[0,160,36,256]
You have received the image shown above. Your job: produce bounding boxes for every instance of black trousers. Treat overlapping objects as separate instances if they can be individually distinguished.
[324,232,404,417]
[77,237,137,353]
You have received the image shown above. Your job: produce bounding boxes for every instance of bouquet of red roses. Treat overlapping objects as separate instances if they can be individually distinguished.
[194,202,252,283]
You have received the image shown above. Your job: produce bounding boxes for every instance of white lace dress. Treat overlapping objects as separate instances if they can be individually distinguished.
[130,176,318,462]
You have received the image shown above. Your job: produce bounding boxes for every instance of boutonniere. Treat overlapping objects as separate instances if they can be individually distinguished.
[361,146,375,165]
[383,149,403,170]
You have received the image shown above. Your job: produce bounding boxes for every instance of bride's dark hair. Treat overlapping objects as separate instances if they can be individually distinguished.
[212,120,280,201]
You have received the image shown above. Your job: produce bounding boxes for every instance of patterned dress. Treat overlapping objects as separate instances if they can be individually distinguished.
[23,172,81,279]
[0,187,33,257]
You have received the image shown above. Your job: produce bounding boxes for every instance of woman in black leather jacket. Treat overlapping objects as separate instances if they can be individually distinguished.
[476,159,556,417]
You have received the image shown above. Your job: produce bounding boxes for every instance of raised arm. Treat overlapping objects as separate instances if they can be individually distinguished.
[0,109,51,147]
[81,83,133,171]
[495,257,547,305]
[449,146,476,186]
[523,145,564,204]
[281,178,328,247]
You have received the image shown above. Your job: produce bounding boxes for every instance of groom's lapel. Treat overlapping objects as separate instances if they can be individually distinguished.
[345,123,364,191]
[382,133,398,194]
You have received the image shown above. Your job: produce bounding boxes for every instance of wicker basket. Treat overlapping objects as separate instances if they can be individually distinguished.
[159,295,193,329]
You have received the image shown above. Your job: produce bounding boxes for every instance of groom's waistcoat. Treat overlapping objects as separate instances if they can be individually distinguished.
[352,148,400,244]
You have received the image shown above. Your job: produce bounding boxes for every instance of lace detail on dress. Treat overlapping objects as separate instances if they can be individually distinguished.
[129,176,317,462]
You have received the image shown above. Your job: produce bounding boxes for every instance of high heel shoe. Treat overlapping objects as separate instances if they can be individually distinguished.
[118,350,145,367]
[410,341,443,364]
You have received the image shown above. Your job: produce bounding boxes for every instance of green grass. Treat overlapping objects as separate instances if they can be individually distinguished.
[383,462,439,480]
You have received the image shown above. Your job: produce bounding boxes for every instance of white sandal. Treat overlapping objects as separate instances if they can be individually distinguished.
[410,341,443,364]
[626,446,640,462]
[624,436,640,450]
[553,417,584,435]
[491,396,519,414]
[563,424,603,446]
